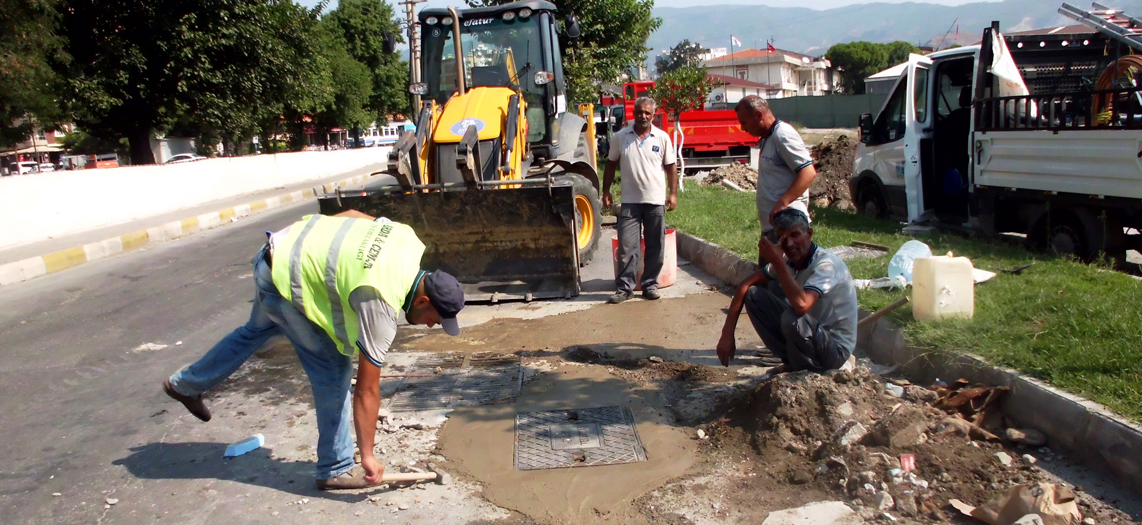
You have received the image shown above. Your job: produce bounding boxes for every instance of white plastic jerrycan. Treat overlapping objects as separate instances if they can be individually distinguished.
[912,252,974,321]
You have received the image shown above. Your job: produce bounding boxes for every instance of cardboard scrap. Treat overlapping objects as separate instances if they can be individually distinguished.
[949,483,1082,525]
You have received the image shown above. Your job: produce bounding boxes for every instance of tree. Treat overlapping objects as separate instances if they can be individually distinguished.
[57,0,330,164]
[467,0,660,103]
[648,65,712,175]
[655,39,709,77]
[311,20,373,148]
[0,0,65,148]
[324,0,410,124]
[825,40,919,94]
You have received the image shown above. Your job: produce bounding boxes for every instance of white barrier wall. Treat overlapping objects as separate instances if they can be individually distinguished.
[0,147,390,251]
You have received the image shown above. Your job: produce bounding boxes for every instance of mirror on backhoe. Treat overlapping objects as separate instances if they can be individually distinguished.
[383,32,396,55]
[564,14,581,39]
[859,113,873,144]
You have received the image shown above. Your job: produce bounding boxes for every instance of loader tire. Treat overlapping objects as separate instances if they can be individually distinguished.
[559,173,602,265]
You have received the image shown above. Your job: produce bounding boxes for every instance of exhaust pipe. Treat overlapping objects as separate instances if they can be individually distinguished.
[447,7,465,95]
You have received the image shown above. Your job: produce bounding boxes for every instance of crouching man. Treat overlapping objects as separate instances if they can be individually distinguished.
[716,208,857,372]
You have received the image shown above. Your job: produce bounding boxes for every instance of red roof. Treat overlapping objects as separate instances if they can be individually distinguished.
[706,47,813,64]
[706,74,774,89]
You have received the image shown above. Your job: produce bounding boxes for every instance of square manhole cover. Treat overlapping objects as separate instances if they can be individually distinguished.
[385,351,521,412]
[515,406,647,471]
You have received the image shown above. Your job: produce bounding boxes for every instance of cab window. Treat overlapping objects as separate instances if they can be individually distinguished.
[872,78,908,144]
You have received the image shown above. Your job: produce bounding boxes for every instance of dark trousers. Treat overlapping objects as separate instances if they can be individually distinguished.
[616,203,665,294]
[743,283,849,372]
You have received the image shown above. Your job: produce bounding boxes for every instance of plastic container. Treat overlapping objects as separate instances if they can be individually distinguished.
[912,253,975,321]
[224,434,265,457]
[611,228,677,290]
[888,240,932,283]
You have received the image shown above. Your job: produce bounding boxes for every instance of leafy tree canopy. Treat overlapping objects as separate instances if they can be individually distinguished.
[0,0,65,148]
[648,65,712,119]
[655,39,709,77]
[324,0,410,122]
[825,40,919,94]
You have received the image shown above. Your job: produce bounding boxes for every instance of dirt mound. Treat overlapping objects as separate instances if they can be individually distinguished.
[809,135,855,210]
[698,367,1131,523]
[700,163,757,191]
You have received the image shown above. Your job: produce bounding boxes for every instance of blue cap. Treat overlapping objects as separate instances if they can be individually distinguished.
[423,271,464,335]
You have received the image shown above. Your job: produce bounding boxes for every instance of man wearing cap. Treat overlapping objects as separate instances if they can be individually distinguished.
[161,209,464,490]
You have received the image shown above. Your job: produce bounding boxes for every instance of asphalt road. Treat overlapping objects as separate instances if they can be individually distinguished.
[0,201,317,523]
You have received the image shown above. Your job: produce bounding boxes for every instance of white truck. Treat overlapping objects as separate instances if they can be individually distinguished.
[851,14,1142,263]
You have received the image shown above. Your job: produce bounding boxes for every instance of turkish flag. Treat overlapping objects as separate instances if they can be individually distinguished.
[767,42,777,53]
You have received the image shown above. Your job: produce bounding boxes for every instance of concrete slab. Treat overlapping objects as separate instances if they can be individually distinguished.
[761,501,860,525]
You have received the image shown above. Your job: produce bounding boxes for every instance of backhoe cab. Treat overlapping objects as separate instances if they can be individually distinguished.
[319,1,603,302]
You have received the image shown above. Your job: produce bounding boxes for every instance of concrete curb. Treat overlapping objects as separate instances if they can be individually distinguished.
[674,230,1142,496]
[0,174,370,287]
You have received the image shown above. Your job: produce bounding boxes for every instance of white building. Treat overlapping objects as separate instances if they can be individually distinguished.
[706,74,778,108]
[699,47,728,61]
[703,48,837,98]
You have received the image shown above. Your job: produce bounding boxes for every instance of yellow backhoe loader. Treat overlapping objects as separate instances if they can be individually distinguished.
[319,0,603,302]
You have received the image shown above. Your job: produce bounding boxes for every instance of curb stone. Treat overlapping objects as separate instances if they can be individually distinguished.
[0,174,371,287]
[674,230,1142,496]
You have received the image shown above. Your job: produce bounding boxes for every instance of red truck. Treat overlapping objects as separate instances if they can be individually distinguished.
[614,81,756,172]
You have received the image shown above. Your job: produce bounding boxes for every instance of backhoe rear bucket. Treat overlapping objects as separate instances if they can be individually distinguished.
[318,185,579,302]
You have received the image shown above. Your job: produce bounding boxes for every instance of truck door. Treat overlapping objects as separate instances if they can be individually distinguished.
[902,53,934,223]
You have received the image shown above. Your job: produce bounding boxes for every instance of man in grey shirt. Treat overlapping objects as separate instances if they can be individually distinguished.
[602,96,679,304]
[716,208,857,373]
[736,96,817,243]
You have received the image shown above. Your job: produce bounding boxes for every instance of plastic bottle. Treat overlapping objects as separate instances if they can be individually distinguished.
[887,240,932,283]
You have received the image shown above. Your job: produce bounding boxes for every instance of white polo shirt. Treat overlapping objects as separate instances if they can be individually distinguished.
[609,125,676,205]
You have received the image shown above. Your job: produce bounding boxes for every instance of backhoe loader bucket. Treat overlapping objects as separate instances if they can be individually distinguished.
[319,183,579,302]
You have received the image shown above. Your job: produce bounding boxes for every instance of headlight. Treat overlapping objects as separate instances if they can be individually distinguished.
[441,17,452,25]
[425,16,438,25]
[534,71,555,85]
[408,83,428,95]
[518,8,532,18]
[502,11,515,21]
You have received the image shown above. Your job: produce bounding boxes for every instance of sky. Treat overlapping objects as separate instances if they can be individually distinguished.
[297,0,998,12]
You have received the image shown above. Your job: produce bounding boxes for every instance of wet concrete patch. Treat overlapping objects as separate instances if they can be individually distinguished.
[383,351,522,412]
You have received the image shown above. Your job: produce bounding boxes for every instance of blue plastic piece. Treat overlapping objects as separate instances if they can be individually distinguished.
[224,434,265,457]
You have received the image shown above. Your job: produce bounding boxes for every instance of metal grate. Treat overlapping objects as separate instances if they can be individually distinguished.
[385,351,521,412]
[514,406,648,471]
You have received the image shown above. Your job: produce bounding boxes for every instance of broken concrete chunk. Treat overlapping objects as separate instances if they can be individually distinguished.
[874,492,894,511]
[832,421,868,446]
[105,498,118,505]
[697,429,707,440]
[1022,454,1037,465]
[867,407,928,448]
[760,501,856,525]
[894,493,918,517]
[648,356,664,363]
[884,383,905,398]
[1004,427,1047,447]
[835,402,854,418]
[902,386,938,404]
[994,452,1014,467]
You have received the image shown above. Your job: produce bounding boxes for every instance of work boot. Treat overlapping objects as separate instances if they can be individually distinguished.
[642,288,661,300]
[607,291,631,304]
[316,466,369,490]
[163,379,211,422]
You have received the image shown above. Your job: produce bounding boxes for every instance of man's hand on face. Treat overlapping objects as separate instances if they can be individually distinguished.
[758,235,785,266]
[716,332,737,367]
[362,453,385,485]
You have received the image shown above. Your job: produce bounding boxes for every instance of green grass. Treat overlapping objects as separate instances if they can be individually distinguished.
[667,185,1142,422]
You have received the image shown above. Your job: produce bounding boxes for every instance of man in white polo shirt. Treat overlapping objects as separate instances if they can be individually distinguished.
[601,97,679,304]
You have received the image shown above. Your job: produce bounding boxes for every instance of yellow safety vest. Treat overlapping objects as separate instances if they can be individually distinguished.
[270,214,425,356]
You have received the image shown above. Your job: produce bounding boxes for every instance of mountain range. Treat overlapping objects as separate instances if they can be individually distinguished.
[647,0,1142,56]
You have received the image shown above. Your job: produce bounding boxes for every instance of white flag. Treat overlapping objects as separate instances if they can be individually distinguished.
[989,31,1037,118]
[731,36,742,48]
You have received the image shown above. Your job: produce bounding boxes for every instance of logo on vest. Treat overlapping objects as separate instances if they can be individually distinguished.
[357,223,395,270]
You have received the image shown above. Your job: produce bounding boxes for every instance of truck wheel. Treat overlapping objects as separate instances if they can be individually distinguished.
[558,173,602,265]
[1029,211,1095,261]
[857,183,888,219]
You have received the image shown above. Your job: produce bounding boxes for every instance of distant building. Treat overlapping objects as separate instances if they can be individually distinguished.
[705,74,777,108]
[1,123,69,175]
[699,47,728,61]
[703,47,837,98]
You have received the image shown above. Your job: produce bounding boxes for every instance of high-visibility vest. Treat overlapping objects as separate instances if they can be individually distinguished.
[270,214,425,356]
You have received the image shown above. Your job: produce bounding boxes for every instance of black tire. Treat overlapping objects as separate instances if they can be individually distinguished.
[1028,211,1093,261]
[856,182,889,219]
[557,173,602,265]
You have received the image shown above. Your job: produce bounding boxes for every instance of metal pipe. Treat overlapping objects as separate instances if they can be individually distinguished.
[447,7,465,95]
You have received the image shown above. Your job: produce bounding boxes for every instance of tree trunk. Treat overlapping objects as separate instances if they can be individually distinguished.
[127,127,156,165]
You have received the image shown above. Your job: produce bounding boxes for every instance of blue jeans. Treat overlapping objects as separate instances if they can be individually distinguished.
[169,247,356,479]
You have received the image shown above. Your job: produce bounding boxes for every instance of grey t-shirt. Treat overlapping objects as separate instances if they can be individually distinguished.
[756,120,814,232]
[348,286,399,367]
[763,244,858,353]
[609,125,676,205]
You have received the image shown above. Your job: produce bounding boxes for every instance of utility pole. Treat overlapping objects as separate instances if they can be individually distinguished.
[399,0,426,111]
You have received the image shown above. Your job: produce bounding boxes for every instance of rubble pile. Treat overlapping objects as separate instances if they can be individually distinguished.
[809,135,855,210]
[704,366,1123,524]
[700,163,757,191]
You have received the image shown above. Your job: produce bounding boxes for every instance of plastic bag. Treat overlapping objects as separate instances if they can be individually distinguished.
[887,240,932,283]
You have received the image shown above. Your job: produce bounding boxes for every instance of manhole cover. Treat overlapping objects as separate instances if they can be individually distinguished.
[385,351,521,412]
[515,406,648,470]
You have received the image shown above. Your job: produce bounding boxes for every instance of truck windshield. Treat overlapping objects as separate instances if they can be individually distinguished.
[422,16,544,106]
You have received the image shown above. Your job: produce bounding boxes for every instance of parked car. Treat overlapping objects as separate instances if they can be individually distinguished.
[15,161,40,174]
[38,163,56,172]
[165,153,206,165]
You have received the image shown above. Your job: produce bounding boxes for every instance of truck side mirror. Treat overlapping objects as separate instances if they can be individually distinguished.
[383,32,396,55]
[859,113,873,144]
[564,15,581,39]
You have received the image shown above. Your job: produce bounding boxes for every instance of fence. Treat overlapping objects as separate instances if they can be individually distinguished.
[767,94,888,128]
